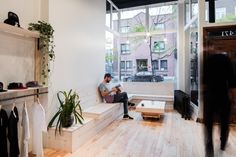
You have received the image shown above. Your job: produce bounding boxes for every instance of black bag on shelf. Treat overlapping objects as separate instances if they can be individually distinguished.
[4,12,20,27]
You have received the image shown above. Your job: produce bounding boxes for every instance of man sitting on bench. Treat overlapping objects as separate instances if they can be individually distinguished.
[98,73,134,120]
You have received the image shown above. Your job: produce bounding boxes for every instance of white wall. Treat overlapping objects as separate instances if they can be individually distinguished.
[0,0,106,124]
[47,0,106,121]
[0,0,41,28]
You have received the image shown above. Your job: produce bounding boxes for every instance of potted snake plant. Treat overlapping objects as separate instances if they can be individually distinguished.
[48,89,84,135]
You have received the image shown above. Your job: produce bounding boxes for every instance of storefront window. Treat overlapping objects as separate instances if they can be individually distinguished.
[105,31,119,82]
[106,3,177,82]
[205,0,236,23]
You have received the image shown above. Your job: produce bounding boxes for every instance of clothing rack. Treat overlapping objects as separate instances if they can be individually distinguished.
[0,89,48,102]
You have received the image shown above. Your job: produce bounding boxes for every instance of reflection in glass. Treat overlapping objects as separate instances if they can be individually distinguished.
[205,0,236,23]
[190,20,198,106]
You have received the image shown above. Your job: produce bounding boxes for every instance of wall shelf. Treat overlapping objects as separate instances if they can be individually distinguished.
[0,23,39,38]
[0,86,48,103]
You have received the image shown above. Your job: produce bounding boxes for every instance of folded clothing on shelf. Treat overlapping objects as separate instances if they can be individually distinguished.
[26,81,42,88]
[8,82,27,90]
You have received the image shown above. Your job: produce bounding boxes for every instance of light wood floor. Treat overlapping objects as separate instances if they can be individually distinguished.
[39,111,236,157]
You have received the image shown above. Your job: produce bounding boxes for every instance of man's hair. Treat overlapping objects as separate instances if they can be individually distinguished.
[104,73,112,79]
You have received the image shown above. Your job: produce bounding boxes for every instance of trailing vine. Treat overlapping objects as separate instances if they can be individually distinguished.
[28,21,55,84]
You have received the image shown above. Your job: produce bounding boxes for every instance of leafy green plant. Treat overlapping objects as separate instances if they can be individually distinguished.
[28,21,55,84]
[48,89,84,135]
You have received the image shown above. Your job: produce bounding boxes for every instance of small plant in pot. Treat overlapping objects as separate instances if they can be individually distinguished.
[48,89,83,135]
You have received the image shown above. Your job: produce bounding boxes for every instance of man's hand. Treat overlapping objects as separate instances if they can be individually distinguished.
[111,87,118,92]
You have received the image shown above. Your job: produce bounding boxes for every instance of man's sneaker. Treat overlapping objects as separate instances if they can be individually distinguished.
[123,114,134,120]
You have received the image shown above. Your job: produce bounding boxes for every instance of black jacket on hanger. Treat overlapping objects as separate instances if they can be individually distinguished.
[8,106,20,157]
[0,108,8,157]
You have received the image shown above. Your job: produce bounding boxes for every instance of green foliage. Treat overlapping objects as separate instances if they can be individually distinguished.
[28,21,55,84]
[217,14,236,22]
[132,25,145,32]
[48,89,84,135]
[105,52,118,62]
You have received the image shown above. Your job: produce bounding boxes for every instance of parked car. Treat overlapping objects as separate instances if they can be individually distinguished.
[123,71,164,82]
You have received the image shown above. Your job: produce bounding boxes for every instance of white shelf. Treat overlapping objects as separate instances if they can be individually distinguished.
[0,86,48,101]
[0,23,39,38]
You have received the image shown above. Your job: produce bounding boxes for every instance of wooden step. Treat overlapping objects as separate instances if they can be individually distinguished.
[82,103,122,118]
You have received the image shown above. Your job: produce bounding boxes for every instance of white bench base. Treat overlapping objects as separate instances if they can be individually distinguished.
[44,103,123,153]
[44,94,173,152]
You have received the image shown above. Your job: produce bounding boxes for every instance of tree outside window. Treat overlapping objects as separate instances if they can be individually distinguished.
[154,23,165,30]
[120,9,146,33]
[152,60,159,70]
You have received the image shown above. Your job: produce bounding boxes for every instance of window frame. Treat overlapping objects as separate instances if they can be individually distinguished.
[120,61,125,70]
[120,26,131,33]
[153,23,165,30]
[152,60,159,70]
[153,41,165,52]
[160,59,168,71]
[126,61,133,69]
[121,43,131,54]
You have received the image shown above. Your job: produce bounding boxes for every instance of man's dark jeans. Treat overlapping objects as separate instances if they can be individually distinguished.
[113,92,128,115]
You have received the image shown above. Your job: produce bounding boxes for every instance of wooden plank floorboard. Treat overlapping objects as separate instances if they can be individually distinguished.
[41,111,236,157]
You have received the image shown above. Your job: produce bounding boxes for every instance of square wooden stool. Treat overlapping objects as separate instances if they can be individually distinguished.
[136,100,166,120]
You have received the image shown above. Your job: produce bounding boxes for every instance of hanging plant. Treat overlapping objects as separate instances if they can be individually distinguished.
[28,21,55,84]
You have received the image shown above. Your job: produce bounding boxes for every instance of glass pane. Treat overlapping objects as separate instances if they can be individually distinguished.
[205,0,236,23]
[191,0,198,18]
[185,0,190,24]
[120,8,146,33]
[149,5,177,31]
[105,31,119,82]
[117,4,177,82]
[106,2,111,27]
[112,7,119,32]
[189,20,198,106]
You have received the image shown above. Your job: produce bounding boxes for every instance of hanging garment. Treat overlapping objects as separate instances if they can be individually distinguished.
[0,108,9,157]
[32,101,47,157]
[20,103,30,157]
[8,106,20,157]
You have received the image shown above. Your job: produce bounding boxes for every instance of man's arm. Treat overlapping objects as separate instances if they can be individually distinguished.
[100,88,118,97]
[99,84,118,97]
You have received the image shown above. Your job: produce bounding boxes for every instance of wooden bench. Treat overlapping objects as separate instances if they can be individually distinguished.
[44,88,123,153]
